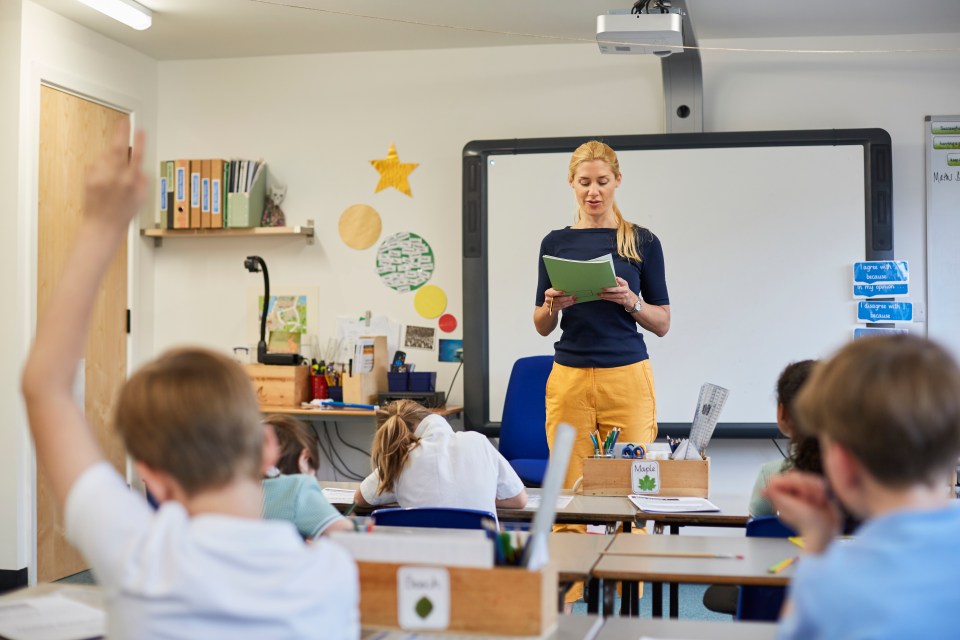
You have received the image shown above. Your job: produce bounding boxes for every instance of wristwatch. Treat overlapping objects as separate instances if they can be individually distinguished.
[625,297,642,314]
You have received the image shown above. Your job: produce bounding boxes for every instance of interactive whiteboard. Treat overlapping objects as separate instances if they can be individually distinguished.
[463,130,893,437]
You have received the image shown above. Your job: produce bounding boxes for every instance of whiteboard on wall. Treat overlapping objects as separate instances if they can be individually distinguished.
[925,116,960,361]
[462,130,893,437]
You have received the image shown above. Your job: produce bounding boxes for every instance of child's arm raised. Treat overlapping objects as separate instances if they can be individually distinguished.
[21,121,147,510]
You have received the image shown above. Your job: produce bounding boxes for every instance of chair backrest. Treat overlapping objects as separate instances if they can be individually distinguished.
[498,355,554,462]
[370,507,497,530]
[736,515,797,621]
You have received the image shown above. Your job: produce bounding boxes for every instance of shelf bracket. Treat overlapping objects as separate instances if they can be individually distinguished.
[305,219,315,245]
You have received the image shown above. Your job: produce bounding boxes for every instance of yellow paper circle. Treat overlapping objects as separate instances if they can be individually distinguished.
[414,285,447,319]
[338,204,382,250]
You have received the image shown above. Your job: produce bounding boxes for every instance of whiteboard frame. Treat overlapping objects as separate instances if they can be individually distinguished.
[462,129,893,438]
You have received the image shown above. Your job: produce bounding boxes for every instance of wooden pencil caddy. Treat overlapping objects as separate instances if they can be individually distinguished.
[357,561,557,636]
[581,456,710,497]
[342,335,388,404]
[244,363,309,408]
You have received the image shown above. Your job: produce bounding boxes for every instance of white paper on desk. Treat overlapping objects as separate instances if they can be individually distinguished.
[628,495,719,513]
[321,487,357,505]
[0,594,104,640]
[523,494,574,511]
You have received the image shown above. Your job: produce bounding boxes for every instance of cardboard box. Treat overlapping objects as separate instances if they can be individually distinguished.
[343,335,388,404]
[581,456,709,497]
[244,363,309,408]
[357,562,557,636]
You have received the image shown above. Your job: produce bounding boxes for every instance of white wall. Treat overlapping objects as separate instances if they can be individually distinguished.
[0,0,158,579]
[0,0,25,579]
[155,32,960,503]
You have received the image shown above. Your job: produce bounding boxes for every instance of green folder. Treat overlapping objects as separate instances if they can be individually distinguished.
[542,253,618,304]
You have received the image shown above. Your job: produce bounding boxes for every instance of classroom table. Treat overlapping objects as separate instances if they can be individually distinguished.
[497,490,640,531]
[360,614,604,640]
[596,616,778,640]
[593,534,798,619]
[634,493,750,533]
[548,533,614,614]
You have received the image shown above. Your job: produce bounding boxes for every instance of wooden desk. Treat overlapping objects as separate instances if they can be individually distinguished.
[360,614,602,639]
[593,534,797,618]
[261,404,464,418]
[597,616,778,640]
[498,490,640,530]
[635,494,750,534]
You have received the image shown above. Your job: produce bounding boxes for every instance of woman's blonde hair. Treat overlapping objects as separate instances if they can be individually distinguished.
[569,140,642,262]
[371,400,433,495]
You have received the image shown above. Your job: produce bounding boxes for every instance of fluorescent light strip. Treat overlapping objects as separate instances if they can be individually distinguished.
[75,0,152,31]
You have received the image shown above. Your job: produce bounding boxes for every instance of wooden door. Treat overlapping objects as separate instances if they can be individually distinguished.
[36,85,129,582]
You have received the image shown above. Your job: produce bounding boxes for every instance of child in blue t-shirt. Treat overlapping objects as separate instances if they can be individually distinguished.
[767,335,960,639]
[261,414,352,538]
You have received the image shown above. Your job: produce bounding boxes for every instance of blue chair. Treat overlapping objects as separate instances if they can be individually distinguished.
[370,507,496,530]
[736,515,797,621]
[498,355,554,487]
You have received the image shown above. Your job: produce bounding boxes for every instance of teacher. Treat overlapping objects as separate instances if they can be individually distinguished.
[533,141,670,601]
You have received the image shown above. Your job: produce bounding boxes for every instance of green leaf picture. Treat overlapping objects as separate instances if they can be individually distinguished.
[637,474,657,491]
[415,596,434,619]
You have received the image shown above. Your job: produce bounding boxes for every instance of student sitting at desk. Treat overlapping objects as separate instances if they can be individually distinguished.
[767,335,960,639]
[354,400,528,515]
[261,414,352,537]
[20,122,359,639]
[749,360,815,516]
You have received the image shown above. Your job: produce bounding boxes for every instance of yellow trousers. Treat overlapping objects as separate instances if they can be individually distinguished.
[546,360,658,603]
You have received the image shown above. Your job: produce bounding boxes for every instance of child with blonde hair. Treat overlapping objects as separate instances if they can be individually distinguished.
[21,122,358,639]
[354,400,527,514]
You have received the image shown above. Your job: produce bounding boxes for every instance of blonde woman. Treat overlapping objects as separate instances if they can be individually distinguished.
[533,140,670,603]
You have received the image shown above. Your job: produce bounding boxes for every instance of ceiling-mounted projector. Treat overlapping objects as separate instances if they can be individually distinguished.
[597,12,683,56]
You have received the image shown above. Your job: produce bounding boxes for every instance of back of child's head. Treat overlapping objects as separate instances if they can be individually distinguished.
[371,400,433,495]
[794,334,960,488]
[777,359,816,415]
[264,414,320,475]
[114,348,263,496]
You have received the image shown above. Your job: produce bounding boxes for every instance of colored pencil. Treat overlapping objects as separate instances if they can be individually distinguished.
[768,555,799,574]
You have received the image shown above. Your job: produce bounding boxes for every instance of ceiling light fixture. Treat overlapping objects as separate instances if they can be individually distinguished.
[75,0,153,31]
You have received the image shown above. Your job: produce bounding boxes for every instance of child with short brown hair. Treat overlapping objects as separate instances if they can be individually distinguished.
[21,122,358,639]
[767,335,960,638]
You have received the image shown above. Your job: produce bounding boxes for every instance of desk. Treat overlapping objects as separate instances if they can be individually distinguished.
[593,534,797,618]
[360,614,603,639]
[597,616,778,640]
[498,490,639,531]
[635,494,750,534]
[549,533,614,614]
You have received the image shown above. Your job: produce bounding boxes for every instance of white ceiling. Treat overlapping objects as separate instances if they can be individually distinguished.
[29,0,960,61]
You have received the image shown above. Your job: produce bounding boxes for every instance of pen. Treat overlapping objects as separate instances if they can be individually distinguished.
[768,555,799,574]
[549,297,554,315]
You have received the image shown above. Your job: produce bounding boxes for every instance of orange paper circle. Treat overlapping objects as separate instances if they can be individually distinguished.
[338,204,382,250]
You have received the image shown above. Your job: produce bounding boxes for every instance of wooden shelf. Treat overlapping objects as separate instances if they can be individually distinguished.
[141,221,314,246]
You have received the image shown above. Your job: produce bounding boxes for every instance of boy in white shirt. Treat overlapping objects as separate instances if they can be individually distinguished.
[21,122,359,639]
[355,400,527,515]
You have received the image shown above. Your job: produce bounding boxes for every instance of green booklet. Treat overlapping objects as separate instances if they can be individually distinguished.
[542,253,618,304]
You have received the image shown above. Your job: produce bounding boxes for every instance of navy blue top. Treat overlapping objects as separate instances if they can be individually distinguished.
[536,226,669,368]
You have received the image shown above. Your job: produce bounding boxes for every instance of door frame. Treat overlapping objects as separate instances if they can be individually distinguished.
[22,62,146,584]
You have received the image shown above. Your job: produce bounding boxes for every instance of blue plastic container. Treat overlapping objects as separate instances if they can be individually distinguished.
[327,385,343,402]
[387,372,410,392]
[409,372,437,392]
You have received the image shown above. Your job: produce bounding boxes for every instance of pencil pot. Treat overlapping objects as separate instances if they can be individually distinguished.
[327,386,343,402]
[387,372,409,392]
[311,375,328,400]
[408,372,437,392]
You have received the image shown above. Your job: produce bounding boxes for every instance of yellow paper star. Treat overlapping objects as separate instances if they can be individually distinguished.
[370,144,419,197]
